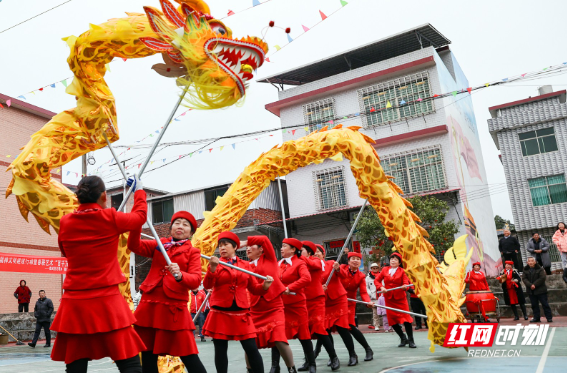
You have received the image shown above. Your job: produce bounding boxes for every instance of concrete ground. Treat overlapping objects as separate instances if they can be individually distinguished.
[1,319,566,373]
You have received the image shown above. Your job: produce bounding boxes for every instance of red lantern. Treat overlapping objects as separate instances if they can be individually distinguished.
[269,21,275,27]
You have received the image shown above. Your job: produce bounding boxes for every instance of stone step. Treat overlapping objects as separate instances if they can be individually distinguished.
[0,312,56,342]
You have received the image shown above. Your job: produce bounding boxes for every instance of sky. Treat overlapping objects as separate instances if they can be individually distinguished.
[2,0,567,223]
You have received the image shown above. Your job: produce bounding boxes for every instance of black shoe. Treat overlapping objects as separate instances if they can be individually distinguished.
[248,369,253,373]
[347,355,358,366]
[269,366,281,373]
[327,359,331,367]
[408,339,416,348]
[415,326,421,330]
[298,361,309,372]
[524,316,528,320]
[398,337,409,347]
[547,319,553,323]
[529,319,541,323]
[364,347,373,361]
[514,317,519,321]
[27,343,35,348]
[330,357,340,371]
[308,364,316,373]
[43,344,51,348]
[288,367,298,373]
[201,336,206,342]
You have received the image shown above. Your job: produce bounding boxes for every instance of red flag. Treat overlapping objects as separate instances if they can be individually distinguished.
[292,130,296,135]
[319,10,327,20]
[0,252,68,274]
[209,148,213,153]
[227,10,235,16]
[467,87,472,94]
[265,57,271,62]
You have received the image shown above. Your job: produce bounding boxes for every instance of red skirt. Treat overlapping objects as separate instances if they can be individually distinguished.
[506,283,519,305]
[283,301,311,340]
[135,326,198,356]
[384,296,413,325]
[325,295,350,330]
[251,296,287,349]
[306,296,327,337]
[51,286,145,364]
[202,308,256,340]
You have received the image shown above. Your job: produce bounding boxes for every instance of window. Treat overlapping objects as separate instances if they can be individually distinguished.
[314,167,347,210]
[204,186,229,211]
[303,98,336,133]
[519,127,558,156]
[111,194,123,210]
[528,175,567,206]
[381,146,447,195]
[152,199,174,224]
[358,72,434,127]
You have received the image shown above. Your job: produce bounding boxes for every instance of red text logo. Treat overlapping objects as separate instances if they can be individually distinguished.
[443,323,498,347]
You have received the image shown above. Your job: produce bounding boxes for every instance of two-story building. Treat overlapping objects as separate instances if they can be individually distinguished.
[259,24,501,275]
[488,85,567,271]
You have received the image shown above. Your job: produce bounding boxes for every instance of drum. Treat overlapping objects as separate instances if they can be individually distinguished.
[465,291,497,313]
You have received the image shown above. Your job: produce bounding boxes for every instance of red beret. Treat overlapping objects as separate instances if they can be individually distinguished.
[472,262,481,267]
[283,238,302,250]
[315,244,325,256]
[171,211,198,232]
[301,241,316,253]
[348,252,362,259]
[505,260,514,266]
[247,235,270,248]
[218,231,240,249]
[390,252,402,261]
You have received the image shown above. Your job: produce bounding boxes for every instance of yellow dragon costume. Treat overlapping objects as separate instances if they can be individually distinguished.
[6,0,469,354]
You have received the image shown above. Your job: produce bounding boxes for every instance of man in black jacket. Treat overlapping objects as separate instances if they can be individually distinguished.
[28,290,53,348]
[499,229,522,271]
[522,257,553,323]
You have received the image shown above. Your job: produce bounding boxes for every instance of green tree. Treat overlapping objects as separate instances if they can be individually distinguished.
[357,195,460,265]
[494,215,515,231]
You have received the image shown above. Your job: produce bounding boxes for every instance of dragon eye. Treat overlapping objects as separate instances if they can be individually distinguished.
[210,23,227,36]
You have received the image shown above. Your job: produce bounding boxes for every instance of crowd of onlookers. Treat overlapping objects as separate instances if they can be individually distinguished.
[13,280,53,347]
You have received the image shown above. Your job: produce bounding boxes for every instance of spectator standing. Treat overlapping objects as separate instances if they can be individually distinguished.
[190,289,207,342]
[28,290,54,348]
[366,263,380,330]
[376,294,389,332]
[409,292,427,330]
[526,233,552,275]
[338,248,350,265]
[14,280,32,312]
[522,257,553,323]
[552,222,567,284]
[499,230,522,272]
[497,261,528,320]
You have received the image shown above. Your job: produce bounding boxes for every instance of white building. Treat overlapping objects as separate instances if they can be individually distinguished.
[259,24,501,275]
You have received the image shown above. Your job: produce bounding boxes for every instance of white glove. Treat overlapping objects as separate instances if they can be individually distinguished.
[127,175,144,192]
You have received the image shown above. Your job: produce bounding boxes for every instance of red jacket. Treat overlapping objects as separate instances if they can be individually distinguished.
[203,257,266,309]
[337,264,370,302]
[127,232,202,302]
[465,270,490,291]
[375,266,411,301]
[14,285,32,304]
[247,236,286,307]
[322,260,347,301]
[278,255,311,305]
[58,190,147,291]
[190,290,207,314]
[301,256,325,300]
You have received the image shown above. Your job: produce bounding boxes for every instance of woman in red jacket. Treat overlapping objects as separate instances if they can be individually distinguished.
[315,245,357,367]
[51,175,146,373]
[270,238,314,373]
[465,262,490,291]
[202,231,273,373]
[333,252,374,361]
[375,252,416,348]
[299,241,340,372]
[14,280,32,312]
[246,235,297,373]
[127,211,207,373]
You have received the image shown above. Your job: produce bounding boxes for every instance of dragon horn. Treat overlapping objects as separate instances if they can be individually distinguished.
[159,0,186,29]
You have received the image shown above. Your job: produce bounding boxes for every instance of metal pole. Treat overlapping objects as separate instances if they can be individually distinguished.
[277,177,288,238]
[81,155,87,177]
[347,298,428,319]
[116,90,187,212]
[377,284,414,294]
[325,200,368,286]
[193,291,212,323]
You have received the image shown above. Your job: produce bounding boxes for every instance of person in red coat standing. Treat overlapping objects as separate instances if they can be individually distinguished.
[375,252,416,348]
[202,231,273,373]
[333,252,374,361]
[51,175,146,373]
[298,241,340,372]
[127,210,207,373]
[14,280,32,312]
[245,236,297,373]
[271,238,315,373]
[465,262,490,291]
[315,245,358,367]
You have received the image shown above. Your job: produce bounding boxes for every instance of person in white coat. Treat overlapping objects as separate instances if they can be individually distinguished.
[366,263,380,330]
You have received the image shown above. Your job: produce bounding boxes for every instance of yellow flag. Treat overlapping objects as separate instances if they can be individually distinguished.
[274,45,281,51]
[386,101,392,108]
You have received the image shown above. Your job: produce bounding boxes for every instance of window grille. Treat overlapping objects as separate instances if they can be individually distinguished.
[381,146,447,195]
[528,174,567,206]
[519,127,558,156]
[152,199,174,224]
[357,71,434,127]
[314,166,348,211]
[303,98,336,133]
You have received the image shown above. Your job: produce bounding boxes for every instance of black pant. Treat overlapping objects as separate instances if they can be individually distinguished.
[502,252,522,271]
[141,351,207,373]
[410,298,427,328]
[31,321,51,345]
[535,258,552,275]
[213,338,263,373]
[18,303,29,312]
[66,356,141,373]
[191,313,205,336]
[529,293,553,320]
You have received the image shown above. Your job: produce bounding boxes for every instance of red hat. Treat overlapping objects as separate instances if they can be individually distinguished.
[247,235,270,248]
[315,244,325,256]
[348,252,362,259]
[283,238,302,250]
[171,211,198,232]
[472,262,481,267]
[218,231,240,249]
[302,241,316,253]
[390,252,403,261]
[505,260,514,266]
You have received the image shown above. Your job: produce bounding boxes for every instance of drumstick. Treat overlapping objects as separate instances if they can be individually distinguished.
[347,298,428,319]
[377,284,414,294]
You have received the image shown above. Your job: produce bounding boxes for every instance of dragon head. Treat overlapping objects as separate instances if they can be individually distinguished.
[141,0,268,109]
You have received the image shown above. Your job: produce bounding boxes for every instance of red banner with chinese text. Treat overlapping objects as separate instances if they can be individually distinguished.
[0,252,67,274]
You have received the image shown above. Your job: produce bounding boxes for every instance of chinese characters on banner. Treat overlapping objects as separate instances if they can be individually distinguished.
[0,252,67,274]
